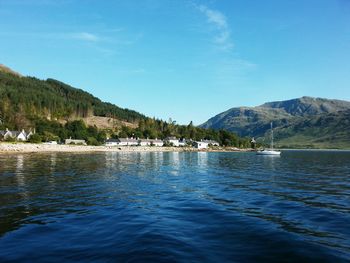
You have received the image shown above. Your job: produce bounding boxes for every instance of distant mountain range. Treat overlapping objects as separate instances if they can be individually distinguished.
[200,97,350,149]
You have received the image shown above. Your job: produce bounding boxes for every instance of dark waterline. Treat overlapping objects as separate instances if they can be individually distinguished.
[0,151,349,262]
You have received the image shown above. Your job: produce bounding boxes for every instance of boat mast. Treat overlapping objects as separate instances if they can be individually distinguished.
[270,122,274,150]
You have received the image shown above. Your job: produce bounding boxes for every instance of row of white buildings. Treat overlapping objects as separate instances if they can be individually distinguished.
[0,129,34,141]
[105,137,220,149]
[0,128,220,149]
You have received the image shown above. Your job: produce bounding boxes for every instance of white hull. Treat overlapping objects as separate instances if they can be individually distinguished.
[256,150,281,156]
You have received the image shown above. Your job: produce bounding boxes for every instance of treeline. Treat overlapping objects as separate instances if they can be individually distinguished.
[29,118,251,147]
[0,71,145,129]
[30,119,106,146]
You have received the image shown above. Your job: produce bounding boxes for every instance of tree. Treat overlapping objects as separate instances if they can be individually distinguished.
[28,133,42,143]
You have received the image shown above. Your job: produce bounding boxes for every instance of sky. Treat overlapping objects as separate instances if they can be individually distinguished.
[1,0,350,125]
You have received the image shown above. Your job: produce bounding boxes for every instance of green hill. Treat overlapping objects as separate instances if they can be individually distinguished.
[201,97,350,149]
[0,65,146,129]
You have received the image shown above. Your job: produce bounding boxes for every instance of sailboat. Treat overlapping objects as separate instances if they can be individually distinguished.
[256,122,281,156]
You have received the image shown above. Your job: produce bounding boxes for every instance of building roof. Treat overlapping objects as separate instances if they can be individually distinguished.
[194,141,209,144]
[0,129,31,139]
[11,131,21,137]
[139,139,163,143]
[118,138,138,142]
[106,139,120,143]
[65,139,86,142]
[202,139,219,144]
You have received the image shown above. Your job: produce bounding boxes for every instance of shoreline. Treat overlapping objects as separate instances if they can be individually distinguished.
[1,143,348,154]
[0,143,251,154]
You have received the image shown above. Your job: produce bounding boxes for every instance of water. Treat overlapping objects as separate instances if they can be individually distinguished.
[0,151,349,262]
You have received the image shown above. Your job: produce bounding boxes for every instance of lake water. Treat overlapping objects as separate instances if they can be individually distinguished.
[0,151,349,262]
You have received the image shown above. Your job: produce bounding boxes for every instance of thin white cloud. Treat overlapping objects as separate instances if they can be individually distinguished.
[197,5,233,51]
[198,5,228,28]
[71,32,100,42]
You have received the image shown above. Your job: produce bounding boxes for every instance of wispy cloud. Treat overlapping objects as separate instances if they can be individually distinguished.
[192,3,258,85]
[0,31,99,42]
[197,5,233,51]
[70,32,100,42]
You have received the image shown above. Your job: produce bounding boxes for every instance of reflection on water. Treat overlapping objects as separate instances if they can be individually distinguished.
[15,155,25,187]
[14,155,30,212]
[0,151,350,262]
[197,152,208,168]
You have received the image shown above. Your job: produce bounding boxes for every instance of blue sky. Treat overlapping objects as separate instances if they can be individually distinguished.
[1,0,350,125]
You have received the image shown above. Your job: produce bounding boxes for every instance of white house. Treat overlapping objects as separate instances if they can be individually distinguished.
[105,139,120,146]
[117,138,139,146]
[164,137,179,147]
[105,138,139,146]
[0,128,32,141]
[0,129,12,140]
[138,138,164,147]
[202,139,220,146]
[193,141,209,149]
[15,130,28,141]
[178,138,187,147]
[152,139,164,147]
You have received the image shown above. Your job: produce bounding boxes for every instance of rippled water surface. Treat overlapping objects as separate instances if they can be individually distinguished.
[0,151,350,262]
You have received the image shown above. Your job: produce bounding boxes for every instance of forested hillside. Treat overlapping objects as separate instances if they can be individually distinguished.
[0,67,146,129]
[0,65,250,147]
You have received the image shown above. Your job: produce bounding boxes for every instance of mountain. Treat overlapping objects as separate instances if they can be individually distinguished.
[0,65,146,129]
[260,97,350,116]
[200,97,350,149]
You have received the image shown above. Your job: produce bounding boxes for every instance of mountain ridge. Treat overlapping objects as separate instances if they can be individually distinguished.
[259,96,350,116]
[201,97,350,148]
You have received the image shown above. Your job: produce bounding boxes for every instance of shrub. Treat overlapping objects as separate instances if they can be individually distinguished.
[28,134,42,143]
[87,137,99,146]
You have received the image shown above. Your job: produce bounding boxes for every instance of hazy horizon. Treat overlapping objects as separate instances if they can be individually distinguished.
[1,0,350,125]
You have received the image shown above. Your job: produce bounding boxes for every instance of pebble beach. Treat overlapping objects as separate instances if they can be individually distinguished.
[0,143,247,154]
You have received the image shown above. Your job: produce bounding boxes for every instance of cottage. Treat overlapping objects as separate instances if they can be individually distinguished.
[105,139,120,146]
[15,130,28,141]
[193,141,209,149]
[138,138,164,147]
[117,138,139,146]
[178,138,187,147]
[0,129,10,140]
[151,139,164,147]
[0,128,32,141]
[0,129,13,140]
[105,138,139,146]
[164,137,180,147]
[202,139,220,146]
[65,139,87,145]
